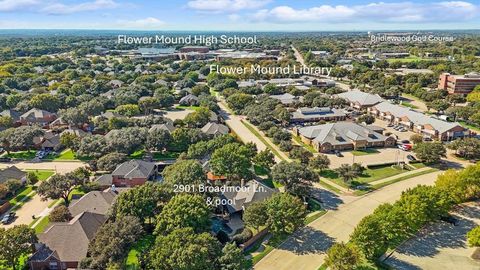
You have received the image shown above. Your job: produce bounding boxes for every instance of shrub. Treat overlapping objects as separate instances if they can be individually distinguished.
[49,205,72,222]
[467,226,480,247]
[232,228,253,245]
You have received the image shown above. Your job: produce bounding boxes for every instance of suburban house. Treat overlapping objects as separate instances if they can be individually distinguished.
[290,107,347,123]
[221,180,276,232]
[0,166,27,185]
[336,90,384,110]
[179,94,199,106]
[34,131,62,151]
[221,180,276,215]
[0,109,21,122]
[19,108,57,126]
[293,122,396,152]
[60,127,89,138]
[270,93,303,106]
[68,190,118,217]
[29,212,107,270]
[149,122,176,133]
[368,101,470,141]
[201,122,229,136]
[49,117,69,129]
[95,160,158,188]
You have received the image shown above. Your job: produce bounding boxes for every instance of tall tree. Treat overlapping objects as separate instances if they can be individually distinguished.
[413,142,446,164]
[110,183,171,225]
[148,227,221,270]
[0,225,37,270]
[265,193,307,235]
[272,161,317,198]
[37,174,82,206]
[162,160,206,186]
[219,243,249,270]
[210,143,253,181]
[325,242,361,270]
[154,194,211,235]
[85,216,143,269]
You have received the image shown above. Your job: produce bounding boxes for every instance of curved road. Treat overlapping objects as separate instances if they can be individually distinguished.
[255,170,444,270]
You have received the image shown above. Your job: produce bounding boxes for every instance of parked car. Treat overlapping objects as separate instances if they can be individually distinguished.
[334,150,343,157]
[406,155,416,161]
[1,212,15,225]
[401,140,410,144]
[440,215,459,226]
[399,144,412,151]
[0,157,12,162]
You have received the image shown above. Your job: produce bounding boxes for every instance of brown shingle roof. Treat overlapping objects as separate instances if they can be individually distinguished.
[36,212,106,263]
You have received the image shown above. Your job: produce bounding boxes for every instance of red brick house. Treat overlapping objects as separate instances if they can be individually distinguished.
[95,160,158,188]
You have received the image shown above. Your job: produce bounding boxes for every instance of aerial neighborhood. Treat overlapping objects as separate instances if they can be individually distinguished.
[0,3,480,270]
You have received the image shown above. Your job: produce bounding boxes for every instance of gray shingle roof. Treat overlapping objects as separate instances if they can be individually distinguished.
[222,180,276,213]
[112,160,156,179]
[337,90,384,106]
[0,166,26,184]
[201,122,229,136]
[297,122,388,145]
[69,190,117,217]
[34,212,107,263]
[373,101,464,133]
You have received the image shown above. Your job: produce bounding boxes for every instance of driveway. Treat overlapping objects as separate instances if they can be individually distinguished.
[385,201,480,270]
[254,170,443,270]
[0,161,86,228]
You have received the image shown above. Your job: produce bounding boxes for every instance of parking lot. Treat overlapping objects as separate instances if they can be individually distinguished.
[385,201,480,270]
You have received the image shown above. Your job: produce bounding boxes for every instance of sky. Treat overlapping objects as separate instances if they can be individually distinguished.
[0,0,479,31]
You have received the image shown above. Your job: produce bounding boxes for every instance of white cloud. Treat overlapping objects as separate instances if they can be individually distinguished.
[115,17,165,29]
[0,0,39,11]
[41,0,119,15]
[252,1,479,23]
[187,0,270,12]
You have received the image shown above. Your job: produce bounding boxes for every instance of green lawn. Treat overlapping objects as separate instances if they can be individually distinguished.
[320,165,408,188]
[458,121,480,133]
[353,168,439,195]
[8,186,34,206]
[53,149,76,160]
[129,149,180,160]
[125,235,155,270]
[25,169,55,181]
[254,165,269,176]
[4,150,37,160]
[32,216,50,234]
[386,56,434,63]
[175,105,201,111]
[305,210,327,225]
[351,148,380,156]
[400,102,419,109]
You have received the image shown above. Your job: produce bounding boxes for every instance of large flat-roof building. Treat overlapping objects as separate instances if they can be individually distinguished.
[291,107,347,123]
[438,72,480,94]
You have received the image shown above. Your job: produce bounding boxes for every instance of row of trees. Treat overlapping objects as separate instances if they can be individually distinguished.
[325,162,480,269]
